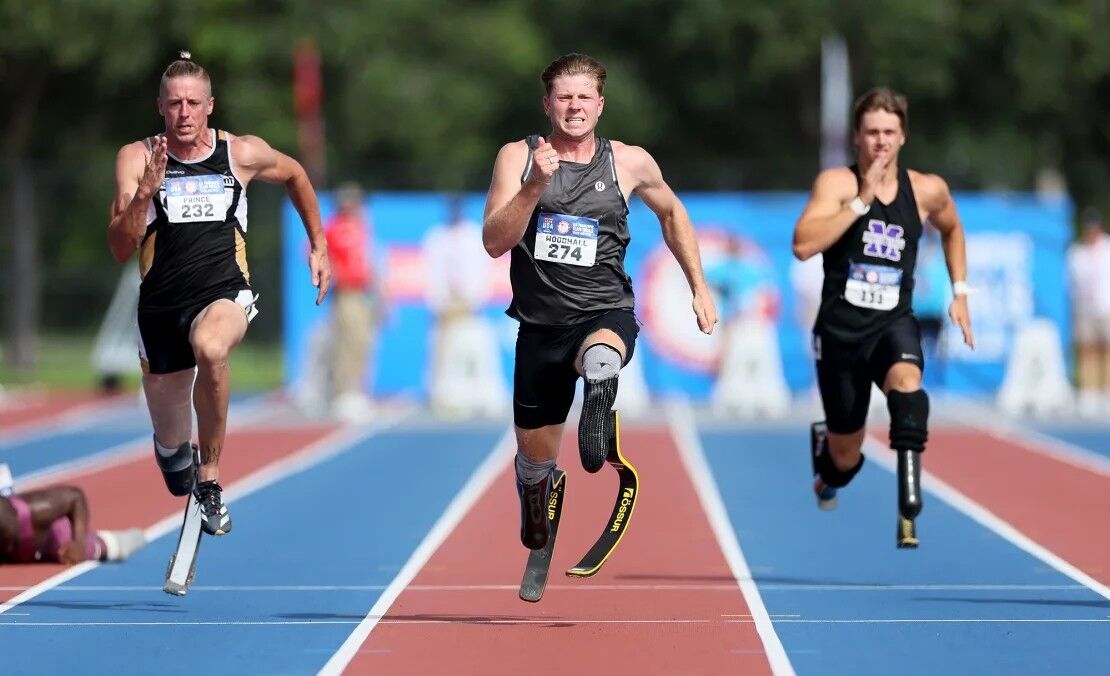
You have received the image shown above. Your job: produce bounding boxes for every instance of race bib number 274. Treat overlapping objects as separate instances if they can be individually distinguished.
[535,212,598,267]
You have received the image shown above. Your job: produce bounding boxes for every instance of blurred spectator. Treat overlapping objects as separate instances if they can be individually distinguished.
[1066,207,1110,416]
[422,196,507,418]
[0,481,146,565]
[913,223,951,389]
[324,183,378,421]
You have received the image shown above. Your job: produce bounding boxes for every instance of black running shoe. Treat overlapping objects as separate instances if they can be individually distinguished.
[517,474,551,550]
[195,480,232,536]
[579,377,618,473]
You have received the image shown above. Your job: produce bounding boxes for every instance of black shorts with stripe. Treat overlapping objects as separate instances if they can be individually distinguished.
[513,309,639,429]
[813,312,924,434]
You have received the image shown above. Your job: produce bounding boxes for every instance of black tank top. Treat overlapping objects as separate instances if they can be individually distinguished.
[506,135,635,326]
[816,165,922,342]
[139,129,250,311]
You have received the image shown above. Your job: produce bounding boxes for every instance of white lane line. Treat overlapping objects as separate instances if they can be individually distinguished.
[14,395,276,490]
[6,583,1087,593]
[0,619,715,628]
[864,436,1110,602]
[319,429,515,676]
[0,397,138,446]
[668,401,796,676]
[3,618,1105,628]
[0,414,407,617]
[754,619,1110,624]
[949,411,1110,478]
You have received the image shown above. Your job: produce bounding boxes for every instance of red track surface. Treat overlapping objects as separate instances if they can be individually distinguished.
[351,426,773,676]
[0,392,118,435]
[0,423,335,601]
[910,427,1110,585]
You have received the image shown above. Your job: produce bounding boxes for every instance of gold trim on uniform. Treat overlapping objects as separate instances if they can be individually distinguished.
[139,231,157,279]
[235,229,249,283]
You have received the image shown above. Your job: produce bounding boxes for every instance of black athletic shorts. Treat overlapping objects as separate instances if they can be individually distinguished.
[513,308,639,429]
[138,288,257,375]
[813,312,924,434]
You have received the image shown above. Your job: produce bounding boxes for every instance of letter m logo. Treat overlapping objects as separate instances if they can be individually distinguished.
[861,219,906,262]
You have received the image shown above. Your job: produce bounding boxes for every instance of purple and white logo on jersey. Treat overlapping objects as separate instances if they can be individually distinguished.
[862,219,906,262]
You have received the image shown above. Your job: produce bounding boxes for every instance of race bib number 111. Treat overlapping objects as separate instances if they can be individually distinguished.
[844,262,902,311]
[535,212,598,267]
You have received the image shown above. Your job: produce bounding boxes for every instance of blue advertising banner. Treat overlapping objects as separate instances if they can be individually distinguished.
[283,192,1071,401]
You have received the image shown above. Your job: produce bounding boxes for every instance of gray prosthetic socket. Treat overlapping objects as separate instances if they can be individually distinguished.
[515,452,556,487]
[887,389,929,453]
[154,436,197,497]
[582,343,622,383]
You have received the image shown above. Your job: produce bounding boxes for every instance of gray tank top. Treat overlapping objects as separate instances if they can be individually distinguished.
[506,135,635,326]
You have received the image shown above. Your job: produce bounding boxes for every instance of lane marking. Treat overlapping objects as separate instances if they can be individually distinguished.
[668,401,795,676]
[0,415,408,617]
[13,395,276,490]
[2,618,1105,628]
[3,583,1088,593]
[864,436,1110,602]
[948,410,1110,478]
[319,429,515,675]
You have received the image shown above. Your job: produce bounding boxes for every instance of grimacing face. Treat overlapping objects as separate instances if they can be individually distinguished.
[854,109,905,166]
[543,74,604,142]
[158,76,214,145]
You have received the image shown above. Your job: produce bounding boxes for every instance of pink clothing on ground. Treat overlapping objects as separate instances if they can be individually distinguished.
[8,497,103,563]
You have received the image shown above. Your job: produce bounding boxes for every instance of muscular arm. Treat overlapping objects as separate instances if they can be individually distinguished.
[920,174,968,285]
[21,487,90,562]
[791,168,862,261]
[107,141,159,263]
[621,144,717,333]
[918,172,974,348]
[233,135,331,304]
[482,141,546,258]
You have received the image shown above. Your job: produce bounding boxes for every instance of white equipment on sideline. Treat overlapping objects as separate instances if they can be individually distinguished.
[996,317,1074,417]
[429,316,508,418]
[711,317,791,418]
[91,261,141,388]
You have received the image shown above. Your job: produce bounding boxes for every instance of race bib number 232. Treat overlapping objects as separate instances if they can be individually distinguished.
[164,175,225,224]
[535,212,598,267]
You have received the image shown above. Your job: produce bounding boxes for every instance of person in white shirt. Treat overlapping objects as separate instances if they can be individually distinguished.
[423,196,506,417]
[1066,208,1110,415]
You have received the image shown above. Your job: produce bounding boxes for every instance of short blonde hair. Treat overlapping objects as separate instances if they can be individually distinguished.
[541,53,607,95]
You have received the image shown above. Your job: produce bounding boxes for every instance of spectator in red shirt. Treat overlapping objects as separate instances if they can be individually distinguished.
[324,183,377,420]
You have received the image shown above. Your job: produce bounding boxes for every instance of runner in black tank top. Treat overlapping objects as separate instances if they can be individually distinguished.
[792,87,975,548]
[816,164,922,343]
[140,129,250,313]
[507,134,634,326]
[108,53,331,545]
[483,54,717,593]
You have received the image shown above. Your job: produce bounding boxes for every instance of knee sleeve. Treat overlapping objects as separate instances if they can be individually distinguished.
[814,448,865,489]
[887,389,929,452]
[582,344,621,382]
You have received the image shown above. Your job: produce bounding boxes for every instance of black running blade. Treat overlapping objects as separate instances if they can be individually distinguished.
[519,469,566,602]
[567,411,639,578]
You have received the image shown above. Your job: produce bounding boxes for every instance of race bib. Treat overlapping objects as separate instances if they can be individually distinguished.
[535,213,598,267]
[164,175,225,224]
[844,262,902,311]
